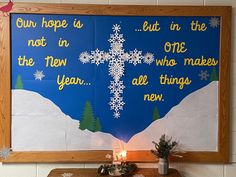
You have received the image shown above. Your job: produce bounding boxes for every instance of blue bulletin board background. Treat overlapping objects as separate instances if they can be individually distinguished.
[11,14,220,142]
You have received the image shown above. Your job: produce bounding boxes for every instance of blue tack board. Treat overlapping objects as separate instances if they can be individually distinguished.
[11,14,220,142]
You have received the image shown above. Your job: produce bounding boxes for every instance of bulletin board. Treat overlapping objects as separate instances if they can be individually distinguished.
[0,3,231,163]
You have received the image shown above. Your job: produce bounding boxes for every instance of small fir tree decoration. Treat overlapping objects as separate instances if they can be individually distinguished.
[151,134,178,159]
[15,75,23,89]
[210,67,218,81]
[79,101,95,131]
[152,106,160,121]
[94,117,102,132]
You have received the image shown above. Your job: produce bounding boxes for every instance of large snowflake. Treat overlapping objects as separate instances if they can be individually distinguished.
[109,81,125,94]
[109,33,125,44]
[109,95,125,113]
[79,24,155,118]
[109,61,125,82]
[129,49,143,66]
[79,52,90,64]
[111,42,123,54]
[143,53,154,65]
[91,49,104,65]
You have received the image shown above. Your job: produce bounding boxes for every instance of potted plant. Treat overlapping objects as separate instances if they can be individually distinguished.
[151,134,179,175]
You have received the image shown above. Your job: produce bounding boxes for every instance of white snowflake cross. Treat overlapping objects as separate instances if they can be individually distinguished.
[198,70,209,80]
[79,24,154,118]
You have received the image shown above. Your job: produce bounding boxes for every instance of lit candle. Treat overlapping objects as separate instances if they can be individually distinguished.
[113,149,121,164]
[112,142,127,163]
[119,150,127,161]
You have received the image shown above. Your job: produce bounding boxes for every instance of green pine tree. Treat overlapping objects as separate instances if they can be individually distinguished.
[152,106,160,121]
[15,75,23,89]
[94,117,102,132]
[79,101,95,132]
[210,67,218,81]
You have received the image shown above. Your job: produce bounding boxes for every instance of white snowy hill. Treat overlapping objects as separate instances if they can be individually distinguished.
[126,81,218,151]
[12,81,218,151]
[12,90,120,151]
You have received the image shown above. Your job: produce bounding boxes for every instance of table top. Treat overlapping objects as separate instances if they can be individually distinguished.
[48,168,182,177]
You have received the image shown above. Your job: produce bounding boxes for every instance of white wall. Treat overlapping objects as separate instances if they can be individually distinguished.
[0,0,235,177]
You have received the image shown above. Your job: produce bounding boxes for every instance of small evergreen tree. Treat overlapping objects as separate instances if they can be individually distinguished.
[210,67,218,81]
[94,117,102,132]
[79,101,95,131]
[15,75,23,89]
[152,106,160,121]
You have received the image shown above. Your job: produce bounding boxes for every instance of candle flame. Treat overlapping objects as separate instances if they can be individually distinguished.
[119,150,127,158]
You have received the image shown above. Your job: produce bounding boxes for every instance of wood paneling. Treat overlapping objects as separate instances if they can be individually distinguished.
[0,15,11,149]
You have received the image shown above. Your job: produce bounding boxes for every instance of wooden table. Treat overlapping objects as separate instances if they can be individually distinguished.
[48,168,182,177]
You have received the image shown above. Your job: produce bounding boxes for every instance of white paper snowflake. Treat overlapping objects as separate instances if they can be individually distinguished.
[103,52,111,61]
[109,62,125,81]
[111,95,125,111]
[109,95,125,118]
[0,148,11,159]
[121,52,130,61]
[199,70,209,80]
[90,49,104,65]
[109,33,125,45]
[111,42,123,54]
[129,49,143,66]
[79,24,154,118]
[79,52,90,64]
[34,70,45,81]
[109,52,123,63]
[109,81,125,94]
[114,112,120,118]
[112,24,121,32]
[209,17,220,28]
[143,53,154,65]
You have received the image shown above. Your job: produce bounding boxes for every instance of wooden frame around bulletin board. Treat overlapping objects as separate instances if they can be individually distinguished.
[0,3,231,163]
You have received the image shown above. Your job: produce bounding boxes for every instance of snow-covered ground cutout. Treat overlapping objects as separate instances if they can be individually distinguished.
[11,82,218,151]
